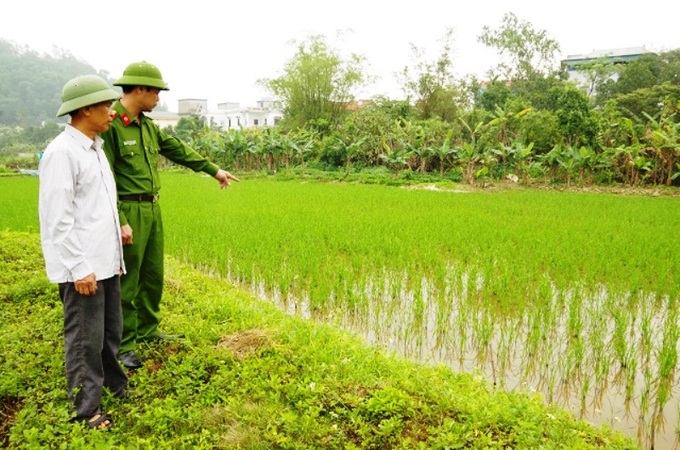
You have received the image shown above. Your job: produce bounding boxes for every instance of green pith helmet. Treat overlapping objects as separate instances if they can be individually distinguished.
[56,75,120,117]
[113,61,169,90]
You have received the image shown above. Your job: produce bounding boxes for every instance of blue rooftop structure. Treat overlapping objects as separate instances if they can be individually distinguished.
[561,47,654,71]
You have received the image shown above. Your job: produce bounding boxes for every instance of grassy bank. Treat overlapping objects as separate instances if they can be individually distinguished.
[0,231,637,449]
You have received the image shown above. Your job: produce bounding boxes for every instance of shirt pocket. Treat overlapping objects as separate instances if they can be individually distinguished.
[145,141,160,168]
[118,140,145,173]
[119,141,140,159]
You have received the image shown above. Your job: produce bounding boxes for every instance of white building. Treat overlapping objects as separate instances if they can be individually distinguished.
[148,97,282,130]
[561,47,654,93]
[146,110,182,130]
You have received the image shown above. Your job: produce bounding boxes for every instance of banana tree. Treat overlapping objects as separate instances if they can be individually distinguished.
[632,154,653,185]
[486,105,533,146]
[512,142,535,183]
[475,149,499,187]
[428,130,454,176]
[617,143,646,186]
[343,136,368,177]
[556,146,578,187]
[288,130,317,175]
[393,121,427,172]
[455,142,483,184]
[456,116,487,184]
[538,145,564,184]
[220,129,251,170]
[573,146,598,184]
[379,135,411,175]
[247,133,268,171]
[260,128,286,172]
[642,111,680,185]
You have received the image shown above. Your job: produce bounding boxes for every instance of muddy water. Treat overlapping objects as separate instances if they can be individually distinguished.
[252,277,680,450]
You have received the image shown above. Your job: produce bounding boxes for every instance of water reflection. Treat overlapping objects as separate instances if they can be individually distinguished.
[248,271,679,450]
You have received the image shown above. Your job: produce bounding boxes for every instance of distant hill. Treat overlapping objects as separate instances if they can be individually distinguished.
[0,39,110,127]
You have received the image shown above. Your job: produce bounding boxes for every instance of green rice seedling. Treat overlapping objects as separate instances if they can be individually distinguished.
[586,313,607,393]
[639,366,654,442]
[610,303,630,386]
[580,376,591,418]
[623,351,638,413]
[450,271,476,366]
[472,309,496,368]
[652,307,679,432]
[565,287,585,386]
[639,301,654,372]
[522,301,545,379]
[494,316,518,380]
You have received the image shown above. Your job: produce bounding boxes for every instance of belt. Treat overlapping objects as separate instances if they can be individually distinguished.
[119,194,159,202]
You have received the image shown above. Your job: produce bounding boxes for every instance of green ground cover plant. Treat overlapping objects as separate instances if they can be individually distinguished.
[0,231,637,449]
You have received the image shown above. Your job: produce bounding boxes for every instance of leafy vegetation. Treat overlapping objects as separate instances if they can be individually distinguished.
[260,34,368,132]
[0,230,637,449]
[478,12,561,83]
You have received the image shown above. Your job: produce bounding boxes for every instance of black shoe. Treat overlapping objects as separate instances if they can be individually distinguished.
[154,333,185,341]
[118,350,143,369]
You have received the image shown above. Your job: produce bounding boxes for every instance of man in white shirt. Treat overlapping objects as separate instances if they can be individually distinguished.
[39,75,127,430]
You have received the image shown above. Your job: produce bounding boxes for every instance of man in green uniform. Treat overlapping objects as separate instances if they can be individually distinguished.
[102,61,240,369]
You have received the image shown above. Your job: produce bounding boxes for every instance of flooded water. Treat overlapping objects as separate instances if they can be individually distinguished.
[250,272,680,450]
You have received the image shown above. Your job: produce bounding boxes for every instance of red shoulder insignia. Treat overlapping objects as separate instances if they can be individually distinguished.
[121,113,131,126]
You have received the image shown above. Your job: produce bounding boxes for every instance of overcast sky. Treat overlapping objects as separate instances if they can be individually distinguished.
[2,0,679,111]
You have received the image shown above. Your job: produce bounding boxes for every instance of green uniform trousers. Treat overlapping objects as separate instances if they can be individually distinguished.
[119,200,164,353]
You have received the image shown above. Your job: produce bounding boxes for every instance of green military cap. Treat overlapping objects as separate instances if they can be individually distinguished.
[113,61,169,90]
[57,75,120,117]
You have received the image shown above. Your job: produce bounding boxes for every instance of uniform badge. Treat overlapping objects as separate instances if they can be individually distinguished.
[121,113,131,126]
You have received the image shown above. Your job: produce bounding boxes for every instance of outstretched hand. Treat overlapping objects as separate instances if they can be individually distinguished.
[215,169,240,189]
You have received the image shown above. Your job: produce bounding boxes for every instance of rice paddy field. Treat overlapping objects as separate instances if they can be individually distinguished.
[2,172,679,449]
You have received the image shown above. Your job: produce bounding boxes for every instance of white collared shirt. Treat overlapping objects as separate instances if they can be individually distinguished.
[39,125,125,283]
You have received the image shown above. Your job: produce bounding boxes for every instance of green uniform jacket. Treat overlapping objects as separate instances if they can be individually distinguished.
[102,101,219,226]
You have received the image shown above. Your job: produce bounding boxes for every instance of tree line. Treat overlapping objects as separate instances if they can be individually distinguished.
[0,39,105,128]
[2,13,680,186]
[172,13,680,187]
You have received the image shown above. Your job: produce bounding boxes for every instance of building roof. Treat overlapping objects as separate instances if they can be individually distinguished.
[562,47,655,69]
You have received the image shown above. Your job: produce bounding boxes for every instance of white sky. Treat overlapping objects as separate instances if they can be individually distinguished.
[2,0,679,112]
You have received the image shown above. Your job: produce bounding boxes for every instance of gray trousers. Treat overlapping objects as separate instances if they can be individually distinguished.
[59,275,127,420]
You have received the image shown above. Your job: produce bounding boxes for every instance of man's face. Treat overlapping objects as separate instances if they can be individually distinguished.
[140,86,161,112]
[89,100,115,133]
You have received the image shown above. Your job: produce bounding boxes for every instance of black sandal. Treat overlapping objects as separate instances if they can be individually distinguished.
[83,414,113,430]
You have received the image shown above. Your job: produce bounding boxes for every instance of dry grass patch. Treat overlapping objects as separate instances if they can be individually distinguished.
[215,329,272,360]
